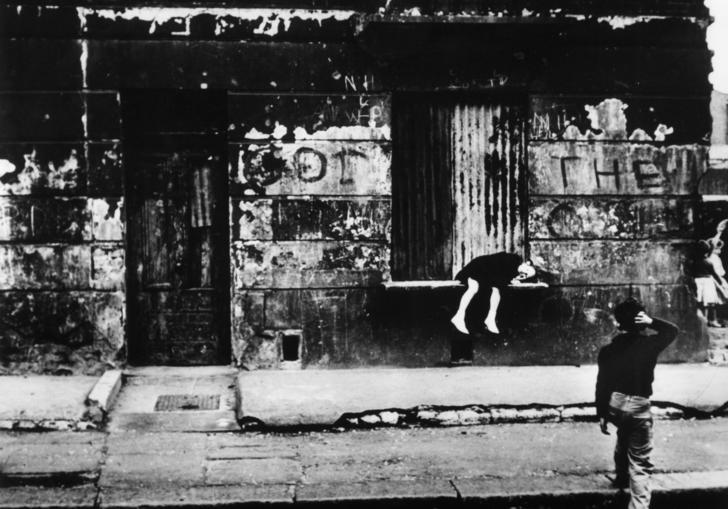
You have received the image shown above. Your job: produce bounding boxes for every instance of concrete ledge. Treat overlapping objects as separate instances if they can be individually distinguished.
[382,281,549,290]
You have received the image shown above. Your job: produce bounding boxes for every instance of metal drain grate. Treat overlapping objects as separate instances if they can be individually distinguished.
[154,394,221,412]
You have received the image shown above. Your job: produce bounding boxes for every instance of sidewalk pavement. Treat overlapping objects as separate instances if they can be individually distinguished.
[236,364,728,427]
[2,420,728,508]
[2,366,728,508]
[0,376,100,431]
[1,364,727,431]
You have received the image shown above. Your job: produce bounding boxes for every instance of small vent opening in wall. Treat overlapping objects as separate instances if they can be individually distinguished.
[451,338,473,366]
[282,333,301,362]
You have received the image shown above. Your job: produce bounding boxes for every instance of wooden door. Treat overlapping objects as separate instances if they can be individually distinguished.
[123,92,229,365]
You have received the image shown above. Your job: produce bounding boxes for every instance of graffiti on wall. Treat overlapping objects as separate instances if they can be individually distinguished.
[233,95,391,141]
[529,144,706,194]
[311,95,386,131]
[343,74,376,93]
[555,155,663,191]
[234,142,391,195]
[529,199,693,239]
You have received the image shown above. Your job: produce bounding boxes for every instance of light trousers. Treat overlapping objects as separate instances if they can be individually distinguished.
[608,391,654,509]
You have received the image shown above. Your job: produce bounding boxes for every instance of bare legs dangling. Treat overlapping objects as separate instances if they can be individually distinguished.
[451,278,478,334]
[451,278,501,334]
[483,286,501,334]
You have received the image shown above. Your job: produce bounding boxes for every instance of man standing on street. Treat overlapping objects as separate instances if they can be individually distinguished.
[595,298,678,509]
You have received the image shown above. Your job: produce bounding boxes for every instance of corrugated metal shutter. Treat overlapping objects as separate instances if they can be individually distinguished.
[392,96,526,280]
[451,102,526,275]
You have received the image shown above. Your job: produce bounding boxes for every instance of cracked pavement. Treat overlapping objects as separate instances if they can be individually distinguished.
[2,420,728,508]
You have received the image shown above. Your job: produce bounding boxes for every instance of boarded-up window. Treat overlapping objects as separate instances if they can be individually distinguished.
[392,95,527,280]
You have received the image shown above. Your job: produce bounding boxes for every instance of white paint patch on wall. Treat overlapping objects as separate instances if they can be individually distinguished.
[707,0,728,93]
[83,7,356,37]
[383,9,699,30]
[0,160,16,177]
[562,14,699,28]
[292,125,391,140]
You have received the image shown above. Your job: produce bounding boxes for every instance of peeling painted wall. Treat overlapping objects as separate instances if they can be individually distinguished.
[0,1,712,371]
[0,64,125,373]
[527,95,707,363]
[228,93,392,367]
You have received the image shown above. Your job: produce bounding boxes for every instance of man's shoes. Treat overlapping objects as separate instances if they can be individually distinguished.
[604,474,629,490]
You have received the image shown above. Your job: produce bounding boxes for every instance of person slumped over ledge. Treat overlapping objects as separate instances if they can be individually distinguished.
[450,252,536,335]
[595,298,678,509]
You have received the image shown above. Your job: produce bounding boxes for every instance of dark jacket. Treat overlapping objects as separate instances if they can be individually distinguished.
[693,257,718,279]
[455,252,522,288]
[595,318,678,419]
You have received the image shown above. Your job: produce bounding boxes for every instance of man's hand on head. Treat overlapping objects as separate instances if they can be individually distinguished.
[599,417,610,435]
[634,312,653,326]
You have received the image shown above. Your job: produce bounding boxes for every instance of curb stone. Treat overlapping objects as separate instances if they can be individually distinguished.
[83,369,123,426]
[0,419,98,432]
[239,402,728,431]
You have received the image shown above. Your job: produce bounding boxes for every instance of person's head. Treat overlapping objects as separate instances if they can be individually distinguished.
[709,238,724,255]
[614,297,646,332]
[515,261,536,281]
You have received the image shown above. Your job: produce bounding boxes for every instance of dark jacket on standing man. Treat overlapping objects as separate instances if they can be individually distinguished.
[595,318,679,419]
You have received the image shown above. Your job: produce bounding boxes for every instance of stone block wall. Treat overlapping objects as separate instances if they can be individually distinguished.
[0,6,126,374]
[228,94,393,368]
[0,91,125,373]
[526,96,709,362]
[0,1,715,371]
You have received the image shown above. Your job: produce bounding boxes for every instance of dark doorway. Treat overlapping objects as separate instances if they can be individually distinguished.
[122,90,230,365]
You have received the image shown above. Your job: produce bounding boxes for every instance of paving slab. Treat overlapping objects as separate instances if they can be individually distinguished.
[2,420,728,508]
[100,452,207,486]
[0,432,106,477]
[105,431,209,455]
[108,366,237,432]
[237,365,728,427]
[100,432,209,487]
[0,376,97,423]
[205,457,302,485]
